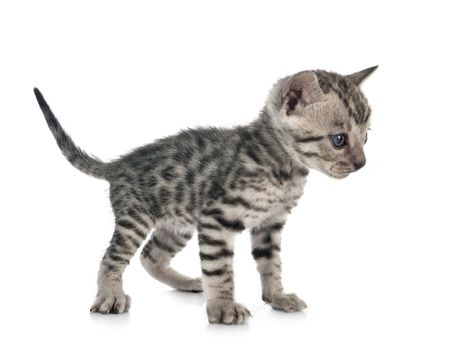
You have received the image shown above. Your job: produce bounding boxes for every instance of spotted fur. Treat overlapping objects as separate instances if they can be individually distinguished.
[34,66,377,324]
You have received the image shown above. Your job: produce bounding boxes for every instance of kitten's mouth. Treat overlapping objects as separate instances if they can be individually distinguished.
[327,164,355,179]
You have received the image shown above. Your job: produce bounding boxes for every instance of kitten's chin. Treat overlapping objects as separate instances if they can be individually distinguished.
[325,163,356,179]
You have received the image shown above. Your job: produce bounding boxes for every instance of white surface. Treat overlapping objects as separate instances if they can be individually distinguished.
[1,1,460,349]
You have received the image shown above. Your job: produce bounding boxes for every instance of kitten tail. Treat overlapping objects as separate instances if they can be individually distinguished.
[34,88,108,180]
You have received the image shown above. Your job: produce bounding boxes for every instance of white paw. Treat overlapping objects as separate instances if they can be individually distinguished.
[268,293,307,312]
[207,300,251,325]
[90,290,131,314]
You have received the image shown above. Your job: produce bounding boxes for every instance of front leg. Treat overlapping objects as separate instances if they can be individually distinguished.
[198,226,251,325]
[251,220,307,312]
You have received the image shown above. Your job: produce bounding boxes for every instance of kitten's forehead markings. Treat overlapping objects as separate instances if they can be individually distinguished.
[333,120,345,129]
[315,70,370,125]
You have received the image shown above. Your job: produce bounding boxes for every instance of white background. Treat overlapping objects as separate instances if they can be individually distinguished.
[1,1,460,349]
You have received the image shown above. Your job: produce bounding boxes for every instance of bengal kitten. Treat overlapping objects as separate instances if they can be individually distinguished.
[34,66,377,324]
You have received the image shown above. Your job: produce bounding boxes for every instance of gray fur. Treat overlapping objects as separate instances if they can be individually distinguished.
[346,65,378,86]
[34,66,376,324]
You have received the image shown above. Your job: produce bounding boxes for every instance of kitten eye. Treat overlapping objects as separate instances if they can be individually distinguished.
[364,133,368,145]
[331,134,347,149]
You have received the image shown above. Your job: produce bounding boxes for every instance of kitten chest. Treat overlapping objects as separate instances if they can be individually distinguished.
[227,174,307,228]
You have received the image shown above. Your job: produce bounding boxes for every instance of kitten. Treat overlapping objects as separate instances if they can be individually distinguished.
[34,66,377,324]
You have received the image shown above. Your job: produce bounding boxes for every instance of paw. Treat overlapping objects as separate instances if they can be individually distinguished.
[90,290,131,314]
[178,278,203,293]
[207,300,251,325]
[267,293,307,312]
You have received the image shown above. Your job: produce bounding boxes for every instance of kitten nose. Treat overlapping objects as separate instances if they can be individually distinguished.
[353,159,366,170]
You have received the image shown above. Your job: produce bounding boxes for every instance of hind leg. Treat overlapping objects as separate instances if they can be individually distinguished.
[140,225,202,292]
[90,212,154,314]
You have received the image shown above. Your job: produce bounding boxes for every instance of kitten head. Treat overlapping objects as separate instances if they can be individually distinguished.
[269,66,377,179]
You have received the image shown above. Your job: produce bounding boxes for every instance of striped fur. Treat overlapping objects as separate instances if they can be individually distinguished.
[35,66,376,324]
[34,88,107,179]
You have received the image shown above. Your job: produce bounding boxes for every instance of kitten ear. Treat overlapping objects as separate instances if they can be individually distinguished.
[282,71,323,116]
[346,65,378,85]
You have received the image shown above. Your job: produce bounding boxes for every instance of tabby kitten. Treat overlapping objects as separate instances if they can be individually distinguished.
[34,66,377,324]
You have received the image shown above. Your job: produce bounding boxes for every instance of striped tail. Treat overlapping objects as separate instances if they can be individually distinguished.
[34,88,108,180]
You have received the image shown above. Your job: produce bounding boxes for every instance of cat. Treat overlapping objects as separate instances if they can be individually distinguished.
[34,66,377,324]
